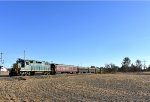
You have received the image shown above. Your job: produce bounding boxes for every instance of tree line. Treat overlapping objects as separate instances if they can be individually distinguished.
[92,57,150,73]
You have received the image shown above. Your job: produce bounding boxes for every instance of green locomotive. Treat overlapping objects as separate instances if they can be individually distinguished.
[9,59,52,76]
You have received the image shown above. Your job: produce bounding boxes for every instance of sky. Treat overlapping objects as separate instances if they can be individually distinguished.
[0,1,150,68]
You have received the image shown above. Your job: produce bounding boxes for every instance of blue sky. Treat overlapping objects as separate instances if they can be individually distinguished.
[0,1,150,68]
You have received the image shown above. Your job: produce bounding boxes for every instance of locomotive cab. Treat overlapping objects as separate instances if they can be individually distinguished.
[9,61,21,76]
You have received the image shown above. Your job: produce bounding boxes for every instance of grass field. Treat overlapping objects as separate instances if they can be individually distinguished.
[0,73,150,102]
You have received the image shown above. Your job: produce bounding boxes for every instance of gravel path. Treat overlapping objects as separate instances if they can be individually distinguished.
[0,74,150,102]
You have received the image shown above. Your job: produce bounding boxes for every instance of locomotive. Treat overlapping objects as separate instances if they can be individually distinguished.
[9,58,97,76]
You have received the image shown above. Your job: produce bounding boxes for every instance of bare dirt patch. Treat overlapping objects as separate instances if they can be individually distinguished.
[0,74,150,102]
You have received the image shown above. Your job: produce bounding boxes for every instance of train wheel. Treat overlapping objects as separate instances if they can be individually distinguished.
[28,72,31,76]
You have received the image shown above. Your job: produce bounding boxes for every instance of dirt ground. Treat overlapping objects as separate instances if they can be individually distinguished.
[0,73,150,102]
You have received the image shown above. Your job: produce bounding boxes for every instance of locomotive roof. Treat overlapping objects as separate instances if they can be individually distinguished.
[17,58,50,63]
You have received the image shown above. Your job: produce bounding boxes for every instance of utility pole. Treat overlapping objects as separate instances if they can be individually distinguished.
[142,60,147,71]
[0,52,4,74]
[24,50,26,60]
[144,60,146,71]
[0,52,4,64]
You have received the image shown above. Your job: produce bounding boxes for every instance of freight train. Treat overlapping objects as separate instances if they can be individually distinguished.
[9,59,97,76]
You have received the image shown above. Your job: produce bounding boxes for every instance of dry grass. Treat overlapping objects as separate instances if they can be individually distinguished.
[0,74,150,102]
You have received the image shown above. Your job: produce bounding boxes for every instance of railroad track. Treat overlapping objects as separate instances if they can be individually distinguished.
[0,73,95,81]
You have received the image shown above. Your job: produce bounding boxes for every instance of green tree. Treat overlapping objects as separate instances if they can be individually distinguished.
[135,59,142,71]
[130,63,136,72]
[99,67,104,74]
[121,57,131,72]
[147,65,150,71]
[110,63,119,73]
[104,64,111,73]
[104,64,119,73]
[91,66,95,68]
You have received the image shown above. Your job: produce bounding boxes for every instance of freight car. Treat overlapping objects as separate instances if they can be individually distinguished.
[9,58,97,76]
[53,64,79,74]
[51,64,97,75]
[78,67,97,73]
